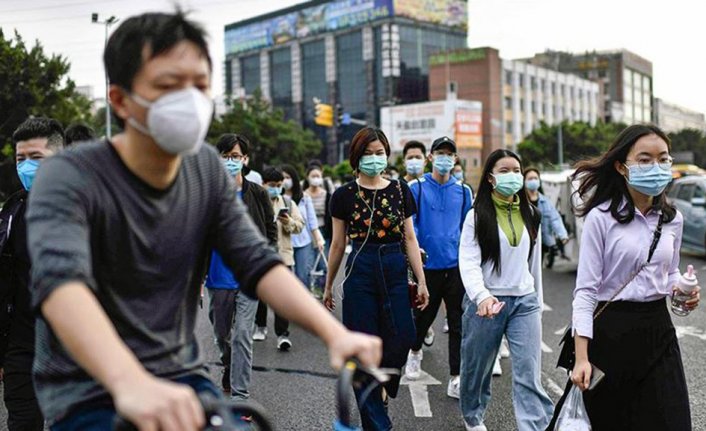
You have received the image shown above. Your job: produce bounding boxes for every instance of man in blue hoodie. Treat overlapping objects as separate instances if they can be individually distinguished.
[405,136,472,400]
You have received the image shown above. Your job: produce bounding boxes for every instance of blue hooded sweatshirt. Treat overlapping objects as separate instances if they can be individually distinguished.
[409,173,473,270]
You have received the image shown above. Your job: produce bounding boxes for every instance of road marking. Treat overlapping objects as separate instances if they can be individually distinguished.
[401,371,442,418]
[675,325,706,341]
[541,341,553,353]
[554,326,568,335]
[543,373,566,398]
[543,303,553,311]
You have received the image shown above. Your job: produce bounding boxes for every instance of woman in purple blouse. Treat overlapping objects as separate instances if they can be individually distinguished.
[549,124,700,430]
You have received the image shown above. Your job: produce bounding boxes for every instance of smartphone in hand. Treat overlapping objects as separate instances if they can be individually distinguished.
[491,301,506,315]
[278,208,290,218]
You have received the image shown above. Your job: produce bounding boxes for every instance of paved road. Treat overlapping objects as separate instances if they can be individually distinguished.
[0,252,704,430]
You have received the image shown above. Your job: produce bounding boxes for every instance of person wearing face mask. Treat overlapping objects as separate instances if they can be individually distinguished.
[304,163,333,296]
[204,133,277,397]
[548,125,698,430]
[523,168,569,268]
[402,140,426,183]
[23,12,383,430]
[0,117,64,431]
[324,127,429,431]
[254,167,304,350]
[404,137,473,400]
[458,149,552,431]
[281,164,325,297]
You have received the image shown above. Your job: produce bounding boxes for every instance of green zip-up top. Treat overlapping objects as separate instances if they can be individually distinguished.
[492,193,524,246]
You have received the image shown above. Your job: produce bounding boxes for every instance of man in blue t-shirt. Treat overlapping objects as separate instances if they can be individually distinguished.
[405,137,473,400]
[206,133,277,399]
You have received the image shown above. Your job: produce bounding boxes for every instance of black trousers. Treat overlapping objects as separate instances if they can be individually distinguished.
[255,301,289,336]
[411,267,464,376]
[4,365,43,431]
[548,299,691,431]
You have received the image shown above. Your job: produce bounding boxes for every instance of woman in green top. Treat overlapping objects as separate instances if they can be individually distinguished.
[458,149,553,431]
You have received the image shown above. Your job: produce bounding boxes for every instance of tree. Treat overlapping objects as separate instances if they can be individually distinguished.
[517,121,626,168]
[669,128,706,168]
[207,91,322,173]
[0,28,94,199]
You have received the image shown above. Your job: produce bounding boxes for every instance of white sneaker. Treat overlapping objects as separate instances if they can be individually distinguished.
[464,422,487,431]
[405,350,423,380]
[277,335,292,351]
[443,317,449,333]
[492,355,502,377]
[447,376,460,399]
[253,327,267,341]
[423,328,435,346]
[499,338,510,359]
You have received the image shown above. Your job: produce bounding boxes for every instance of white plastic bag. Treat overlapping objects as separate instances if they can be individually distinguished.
[554,385,591,431]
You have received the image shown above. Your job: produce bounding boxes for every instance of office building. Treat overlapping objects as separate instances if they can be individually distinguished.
[429,47,599,158]
[654,98,706,133]
[526,49,653,125]
[224,0,469,164]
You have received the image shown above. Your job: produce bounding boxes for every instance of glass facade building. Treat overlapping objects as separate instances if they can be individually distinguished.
[224,0,469,164]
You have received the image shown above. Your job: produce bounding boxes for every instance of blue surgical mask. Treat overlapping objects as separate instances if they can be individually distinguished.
[525,178,541,192]
[223,159,242,176]
[492,172,524,197]
[625,163,673,196]
[433,155,455,175]
[267,185,282,199]
[452,171,464,181]
[359,155,388,177]
[16,159,40,191]
[405,159,424,176]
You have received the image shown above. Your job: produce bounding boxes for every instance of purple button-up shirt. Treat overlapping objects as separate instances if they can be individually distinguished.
[572,201,683,339]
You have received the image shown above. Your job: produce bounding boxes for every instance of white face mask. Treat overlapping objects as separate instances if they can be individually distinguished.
[128,87,214,156]
[283,178,293,190]
[309,177,323,187]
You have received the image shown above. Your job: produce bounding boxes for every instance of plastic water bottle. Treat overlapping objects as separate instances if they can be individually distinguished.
[671,265,698,316]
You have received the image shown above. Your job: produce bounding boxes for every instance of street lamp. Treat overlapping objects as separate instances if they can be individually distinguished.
[91,13,119,139]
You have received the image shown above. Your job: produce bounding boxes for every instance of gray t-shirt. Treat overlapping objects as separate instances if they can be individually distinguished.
[26,140,282,423]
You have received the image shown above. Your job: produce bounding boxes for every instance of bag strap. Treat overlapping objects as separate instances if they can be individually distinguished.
[395,180,413,277]
[593,214,664,319]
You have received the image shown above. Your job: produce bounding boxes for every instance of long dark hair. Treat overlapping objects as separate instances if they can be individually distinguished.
[280,164,304,204]
[475,149,539,274]
[573,124,676,224]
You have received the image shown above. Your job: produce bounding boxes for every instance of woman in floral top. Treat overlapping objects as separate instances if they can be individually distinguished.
[324,127,429,431]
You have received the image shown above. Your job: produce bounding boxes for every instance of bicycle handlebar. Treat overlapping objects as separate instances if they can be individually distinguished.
[113,393,273,431]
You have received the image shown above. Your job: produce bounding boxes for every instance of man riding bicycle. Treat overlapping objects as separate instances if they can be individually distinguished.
[26,10,381,430]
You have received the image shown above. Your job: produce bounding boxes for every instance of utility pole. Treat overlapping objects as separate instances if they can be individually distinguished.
[557,122,564,167]
[92,13,119,139]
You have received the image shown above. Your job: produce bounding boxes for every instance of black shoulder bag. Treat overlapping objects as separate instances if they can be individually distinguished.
[556,214,664,370]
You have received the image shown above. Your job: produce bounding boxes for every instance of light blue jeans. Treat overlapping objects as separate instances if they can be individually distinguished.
[230,292,258,401]
[293,243,315,288]
[460,292,553,431]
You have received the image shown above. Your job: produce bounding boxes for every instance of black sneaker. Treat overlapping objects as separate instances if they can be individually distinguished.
[221,367,231,393]
[277,335,292,351]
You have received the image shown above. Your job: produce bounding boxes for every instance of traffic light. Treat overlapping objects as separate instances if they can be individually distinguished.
[314,102,334,127]
[336,104,343,126]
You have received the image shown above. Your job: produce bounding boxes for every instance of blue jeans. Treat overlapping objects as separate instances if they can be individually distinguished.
[51,375,220,430]
[293,243,315,288]
[460,293,553,431]
[342,242,416,431]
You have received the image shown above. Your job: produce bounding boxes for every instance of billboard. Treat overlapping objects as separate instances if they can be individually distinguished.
[380,100,482,153]
[225,0,394,55]
[393,0,467,30]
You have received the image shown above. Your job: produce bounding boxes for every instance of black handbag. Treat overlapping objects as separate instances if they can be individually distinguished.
[557,214,664,370]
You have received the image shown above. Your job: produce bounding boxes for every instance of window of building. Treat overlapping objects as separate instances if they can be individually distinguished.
[519,75,524,88]
[531,76,536,90]
[505,96,512,109]
[506,121,512,133]
[531,101,536,113]
[302,40,327,131]
[240,54,261,95]
[270,48,293,118]
[506,71,513,85]
[337,31,367,121]
[551,82,556,95]
[623,68,633,87]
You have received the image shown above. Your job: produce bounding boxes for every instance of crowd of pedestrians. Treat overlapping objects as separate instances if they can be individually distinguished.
[0,9,700,431]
